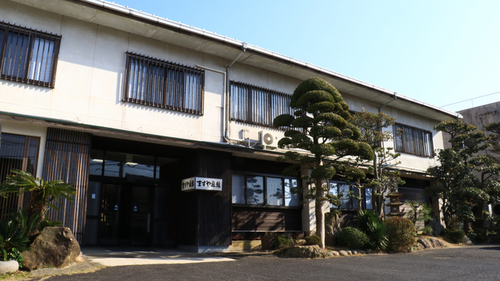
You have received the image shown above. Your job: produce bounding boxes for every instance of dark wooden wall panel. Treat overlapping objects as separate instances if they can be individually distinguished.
[232,207,302,231]
[195,149,232,246]
[176,150,199,245]
[43,128,91,243]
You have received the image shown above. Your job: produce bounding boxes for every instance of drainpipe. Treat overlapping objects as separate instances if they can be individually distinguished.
[224,43,247,143]
[196,42,248,144]
[378,92,397,113]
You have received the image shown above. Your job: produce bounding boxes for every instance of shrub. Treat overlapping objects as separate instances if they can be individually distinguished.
[339,227,369,249]
[468,228,488,244]
[304,235,321,245]
[0,210,40,261]
[444,228,465,244]
[421,226,433,235]
[271,233,295,250]
[357,210,388,251]
[384,217,416,253]
[357,210,380,233]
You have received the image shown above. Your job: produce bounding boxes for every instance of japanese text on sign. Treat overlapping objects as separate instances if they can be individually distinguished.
[181,177,223,192]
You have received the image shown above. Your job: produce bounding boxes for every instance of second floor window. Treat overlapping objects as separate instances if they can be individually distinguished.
[0,21,61,88]
[393,123,434,157]
[230,81,292,128]
[123,52,204,115]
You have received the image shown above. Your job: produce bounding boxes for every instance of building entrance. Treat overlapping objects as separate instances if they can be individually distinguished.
[83,143,179,248]
[99,183,153,246]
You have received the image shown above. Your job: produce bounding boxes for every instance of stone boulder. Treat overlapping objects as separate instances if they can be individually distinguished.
[430,238,444,248]
[429,219,445,236]
[463,235,474,246]
[339,250,349,256]
[22,227,81,270]
[417,238,433,249]
[278,245,329,258]
[0,260,19,274]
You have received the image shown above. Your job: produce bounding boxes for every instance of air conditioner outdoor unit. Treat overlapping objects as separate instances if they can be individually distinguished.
[258,131,276,149]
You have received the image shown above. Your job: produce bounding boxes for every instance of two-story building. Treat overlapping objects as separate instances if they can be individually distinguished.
[0,0,460,252]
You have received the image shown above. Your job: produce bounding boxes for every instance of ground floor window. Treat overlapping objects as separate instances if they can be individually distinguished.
[232,173,300,207]
[0,133,40,218]
[329,181,372,210]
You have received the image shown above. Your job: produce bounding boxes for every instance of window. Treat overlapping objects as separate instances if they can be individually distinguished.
[232,173,299,207]
[393,123,434,157]
[230,81,293,128]
[89,149,175,180]
[123,52,204,115]
[0,133,40,218]
[0,22,61,88]
[329,181,372,210]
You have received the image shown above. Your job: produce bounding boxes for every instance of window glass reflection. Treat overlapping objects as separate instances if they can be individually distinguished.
[267,177,283,206]
[89,149,104,176]
[246,176,264,205]
[232,174,245,204]
[285,179,299,206]
[122,154,155,179]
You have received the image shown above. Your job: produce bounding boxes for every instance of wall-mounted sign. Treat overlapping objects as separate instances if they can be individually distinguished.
[181,177,222,192]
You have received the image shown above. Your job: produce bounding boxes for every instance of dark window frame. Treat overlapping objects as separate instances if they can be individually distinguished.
[329,180,373,210]
[0,133,40,218]
[0,21,61,88]
[229,81,293,129]
[232,171,301,208]
[123,52,205,115]
[393,123,434,157]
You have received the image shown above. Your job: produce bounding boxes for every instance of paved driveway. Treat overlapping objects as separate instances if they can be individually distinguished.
[46,245,500,281]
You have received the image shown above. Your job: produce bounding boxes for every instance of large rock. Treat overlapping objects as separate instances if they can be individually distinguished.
[22,227,81,270]
[417,238,433,249]
[279,245,328,258]
[430,238,444,248]
[430,219,445,236]
[339,250,349,256]
[0,260,19,274]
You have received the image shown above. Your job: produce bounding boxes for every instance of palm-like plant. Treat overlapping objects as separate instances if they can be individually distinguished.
[0,210,40,261]
[0,170,75,224]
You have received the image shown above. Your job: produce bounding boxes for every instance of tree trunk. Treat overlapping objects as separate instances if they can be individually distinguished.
[316,178,325,249]
[27,189,45,236]
[356,183,362,212]
[373,155,383,216]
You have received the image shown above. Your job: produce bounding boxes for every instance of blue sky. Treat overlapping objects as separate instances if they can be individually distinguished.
[115,0,500,111]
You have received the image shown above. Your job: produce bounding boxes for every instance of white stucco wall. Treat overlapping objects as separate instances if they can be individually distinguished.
[0,0,444,174]
[0,1,224,143]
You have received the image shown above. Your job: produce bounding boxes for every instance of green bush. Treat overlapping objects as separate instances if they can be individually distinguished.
[384,217,416,253]
[357,210,380,233]
[271,233,295,250]
[467,228,487,244]
[444,228,465,244]
[8,248,24,268]
[0,210,40,261]
[304,234,321,245]
[357,210,388,251]
[339,227,369,249]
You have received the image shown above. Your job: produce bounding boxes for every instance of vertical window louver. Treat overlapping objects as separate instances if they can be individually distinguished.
[230,81,293,129]
[0,21,61,88]
[123,52,204,115]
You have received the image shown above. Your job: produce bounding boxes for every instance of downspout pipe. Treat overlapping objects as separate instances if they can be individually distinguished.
[378,92,397,113]
[196,42,248,144]
[224,43,248,143]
